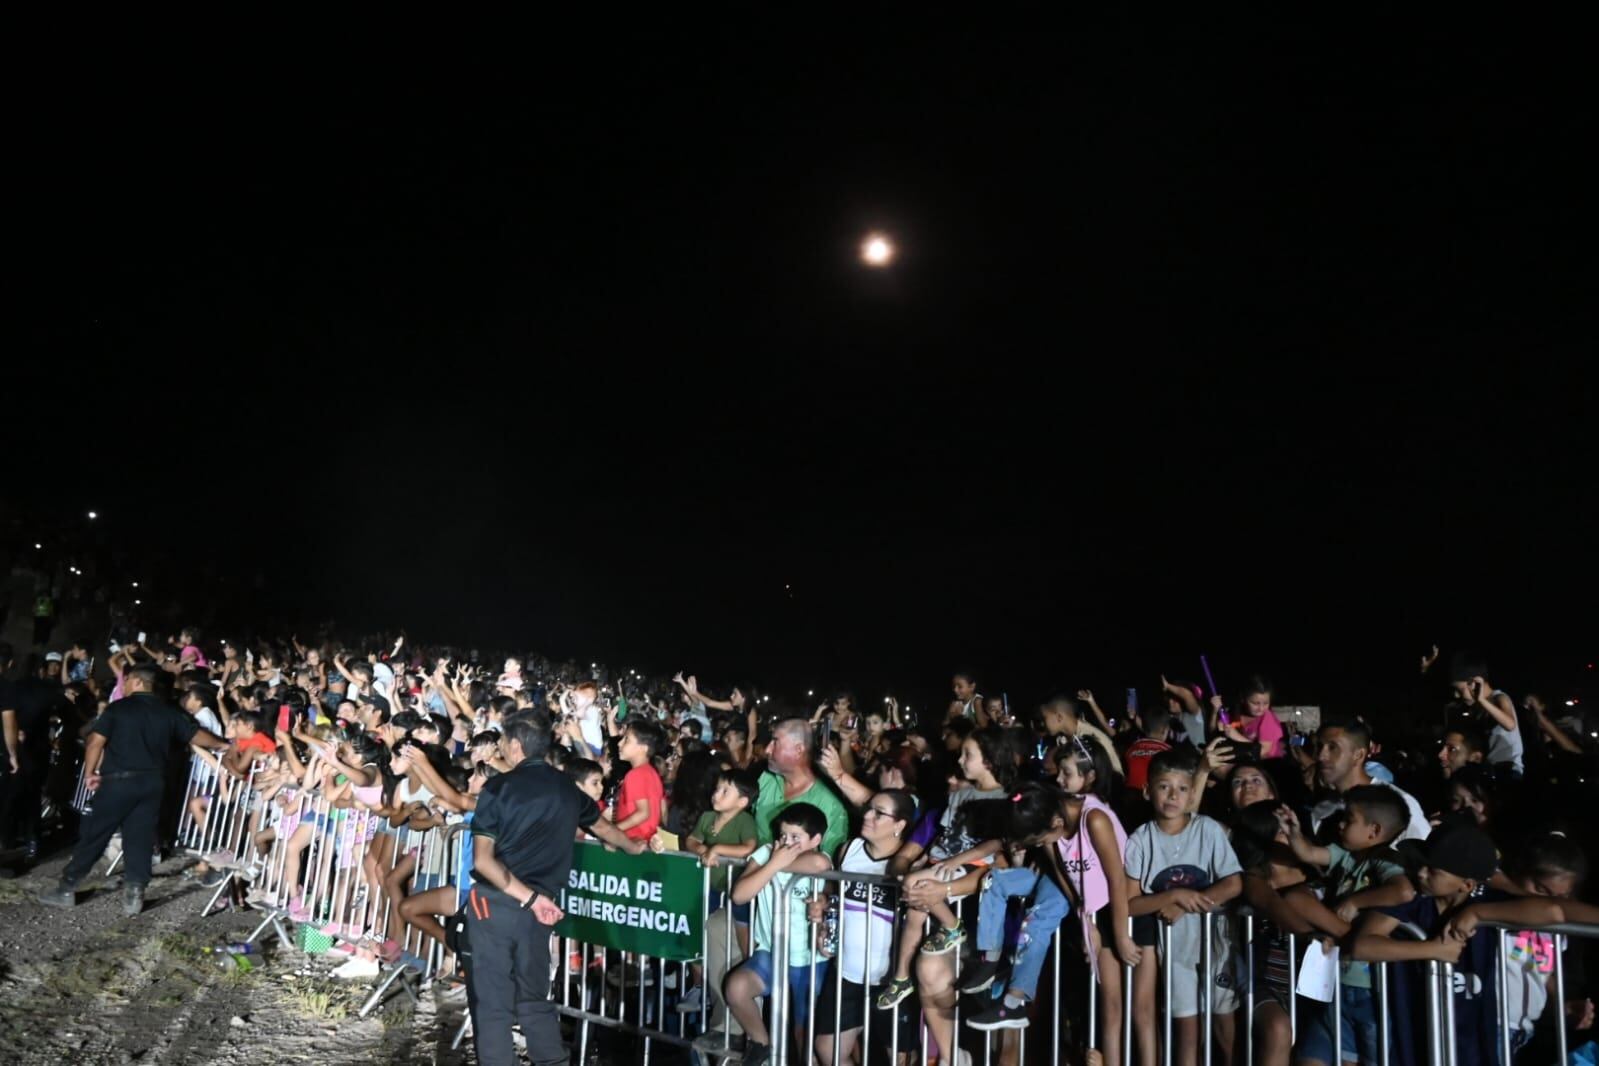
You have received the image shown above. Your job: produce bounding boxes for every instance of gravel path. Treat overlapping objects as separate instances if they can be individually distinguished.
[0,850,472,1065]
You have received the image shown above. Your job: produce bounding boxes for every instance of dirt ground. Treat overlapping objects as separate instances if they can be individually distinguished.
[0,849,472,1065]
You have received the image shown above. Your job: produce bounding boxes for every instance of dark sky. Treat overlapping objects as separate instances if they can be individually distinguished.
[9,27,1596,716]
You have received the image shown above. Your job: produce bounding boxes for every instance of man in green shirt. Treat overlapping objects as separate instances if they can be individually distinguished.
[755,718,848,857]
[698,717,847,1043]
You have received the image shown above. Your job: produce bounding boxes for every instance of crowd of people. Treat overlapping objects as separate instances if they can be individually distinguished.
[0,627,1595,1066]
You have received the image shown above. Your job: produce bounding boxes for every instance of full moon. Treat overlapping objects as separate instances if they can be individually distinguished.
[860,233,895,267]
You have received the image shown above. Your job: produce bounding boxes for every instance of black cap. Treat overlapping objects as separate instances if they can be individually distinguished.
[359,692,391,715]
[1397,819,1497,882]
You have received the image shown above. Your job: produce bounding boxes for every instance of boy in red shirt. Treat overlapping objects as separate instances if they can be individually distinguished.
[613,720,667,841]
[1123,704,1173,792]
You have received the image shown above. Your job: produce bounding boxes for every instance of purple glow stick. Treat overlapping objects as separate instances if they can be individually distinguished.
[1200,654,1219,701]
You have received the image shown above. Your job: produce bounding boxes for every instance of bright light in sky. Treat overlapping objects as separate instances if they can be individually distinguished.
[860,233,895,266]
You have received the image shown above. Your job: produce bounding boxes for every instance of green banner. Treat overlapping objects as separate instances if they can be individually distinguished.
[555,843,706,961]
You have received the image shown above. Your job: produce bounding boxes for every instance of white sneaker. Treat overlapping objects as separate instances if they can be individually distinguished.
[674,987,704,1013]
[331,957,381,980]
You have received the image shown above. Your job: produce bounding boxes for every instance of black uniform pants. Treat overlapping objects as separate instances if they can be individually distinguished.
[5,741,51,846]
[63,772,163,888]
[465,883,566,1066]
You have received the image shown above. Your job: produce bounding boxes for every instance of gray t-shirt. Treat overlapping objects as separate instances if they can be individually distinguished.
[929,786,1005,861]
[1125,814,1241,964]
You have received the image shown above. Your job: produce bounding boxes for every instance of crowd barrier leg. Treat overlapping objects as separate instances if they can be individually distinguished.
[773,884,790,1066]
[1243,914,1254,1066]
[1555,935,1569,1066]
[1424,960,1442,1066]
[1441,962,1457,1066]
[578,940,591,1065]
[1202,912,1213,1066]
[863,889,875,1066]
[174,761,199,843]
[1161,922,1173,1066]
[888,880,901,1066]
[1333,948,1342,1066]
[1123,917,1134,1066]
[1495,931,1510,1066]
[1285,934,1297,1042]
[953,895,963,1065]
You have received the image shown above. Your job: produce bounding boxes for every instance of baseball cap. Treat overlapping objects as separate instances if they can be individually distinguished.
[359,692,392,715]
[44,651,64,662]
[1397,819,1497,882]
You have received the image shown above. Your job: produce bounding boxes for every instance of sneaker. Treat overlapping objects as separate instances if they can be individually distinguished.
[37,882,77,908]
[875,976,914,1010]
[124,882,146,917]
[742,1042,771,1066]
[331,956,381,980]
[691,1032,745,1054]
[920,925,966,956]
[966,1002,1030,1031]
[958,956,1006,994]
[201,868,230,888]
[674,986,704,1013]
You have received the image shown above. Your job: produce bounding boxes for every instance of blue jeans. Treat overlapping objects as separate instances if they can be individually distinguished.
[1298,984,1379,1065]
[975,867,1070,998]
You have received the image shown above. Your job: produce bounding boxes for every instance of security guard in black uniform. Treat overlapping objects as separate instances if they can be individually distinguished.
[38,663,228,915]
[465,712,645,1066]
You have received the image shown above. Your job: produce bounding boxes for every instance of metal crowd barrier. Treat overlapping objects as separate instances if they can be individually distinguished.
[157,756,1599,1066]
[168,747,470,1015]
[541,852,1102,1066]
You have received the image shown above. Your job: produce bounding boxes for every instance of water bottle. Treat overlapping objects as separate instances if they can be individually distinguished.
[821,903,839,959]
[211,951,255,974]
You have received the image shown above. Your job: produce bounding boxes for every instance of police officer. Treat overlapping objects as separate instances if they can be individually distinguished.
[465,712,645,1066]
[37,663,227,916]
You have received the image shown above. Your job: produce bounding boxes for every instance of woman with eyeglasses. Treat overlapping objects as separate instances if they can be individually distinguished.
[809,788,919,1066]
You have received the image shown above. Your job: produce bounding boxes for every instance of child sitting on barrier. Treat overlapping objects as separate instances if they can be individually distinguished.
[1350,820,1500,1066]
[1125,747,1242,1066]
[677,769,760,1012]
[877,726,1015,1010]
[394,762,497,974]
[725,802,833,1066]
[1277,785,1414,1066]
[965,736,1139,1057]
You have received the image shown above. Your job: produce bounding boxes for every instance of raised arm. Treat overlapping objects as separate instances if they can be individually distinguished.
[817,745,874,807]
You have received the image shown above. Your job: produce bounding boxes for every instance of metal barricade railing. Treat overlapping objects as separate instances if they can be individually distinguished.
[158,776,1599,1066]
[156,743,474,1014]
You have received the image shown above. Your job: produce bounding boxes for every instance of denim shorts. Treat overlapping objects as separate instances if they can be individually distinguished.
[736,950,829,1029]
[1298,984,1379,1065]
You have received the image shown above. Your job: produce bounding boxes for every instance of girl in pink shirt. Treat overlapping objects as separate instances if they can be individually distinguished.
[1055,736,1140,1066]
[1225,675,1284,759]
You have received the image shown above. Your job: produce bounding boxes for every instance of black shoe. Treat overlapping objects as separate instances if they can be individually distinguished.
[958,956,1006,994]
[966,1002,1030,1031]
[37,882,77,908]
[124,882,146,916]
[743,1042,771,1066]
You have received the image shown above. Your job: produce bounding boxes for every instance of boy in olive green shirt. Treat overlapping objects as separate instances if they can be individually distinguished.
[679,771,760,1011]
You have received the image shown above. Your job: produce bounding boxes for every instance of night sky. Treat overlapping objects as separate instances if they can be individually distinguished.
[9,29,1595,717]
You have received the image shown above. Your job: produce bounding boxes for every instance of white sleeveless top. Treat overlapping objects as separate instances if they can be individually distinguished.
[838,838,897,984]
